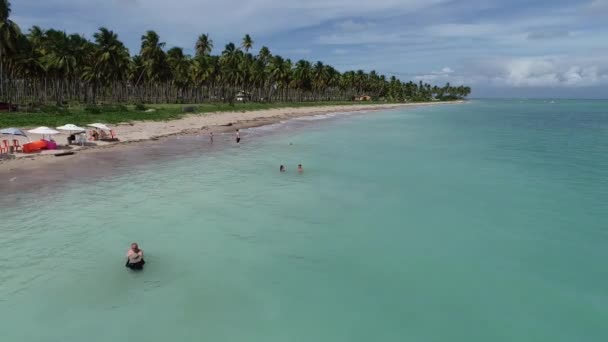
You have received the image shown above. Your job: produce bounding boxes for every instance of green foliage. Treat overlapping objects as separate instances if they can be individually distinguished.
[84,105,102,114]
[0,0,471,106]
[40,105,67,113]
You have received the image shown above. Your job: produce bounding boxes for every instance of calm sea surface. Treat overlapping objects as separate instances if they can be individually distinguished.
[1,100,607,341]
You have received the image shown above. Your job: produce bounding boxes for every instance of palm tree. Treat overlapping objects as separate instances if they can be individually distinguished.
[241,34,253,52]
[220,42,241,88]
[257,46,271,65]
[195,33,213,57]
[293,60,312,100]
[139,30,169,83]
[0,0,20,56]
[166,47,191,89]
[0,0,22,102]
[87,27,130,85]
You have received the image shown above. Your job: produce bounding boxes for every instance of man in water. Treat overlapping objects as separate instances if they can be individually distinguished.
[298,164,303,173]
[126,243,145,270]
[209,131,213,143]
[236,129,241,143]
[280,165,286,172]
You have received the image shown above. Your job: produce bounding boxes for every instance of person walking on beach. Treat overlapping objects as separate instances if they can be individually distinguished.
[280,165,286,172]
[298,164,303,173]
[236,129,241,143]
[125,242,145,270]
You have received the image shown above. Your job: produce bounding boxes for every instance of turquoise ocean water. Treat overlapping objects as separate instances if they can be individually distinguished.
[1,100,607,341]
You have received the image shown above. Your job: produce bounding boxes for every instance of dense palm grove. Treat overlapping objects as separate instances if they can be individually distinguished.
[0,1,470,107]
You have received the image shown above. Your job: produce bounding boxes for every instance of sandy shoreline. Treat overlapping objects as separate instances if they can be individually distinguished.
[0,101,462,176]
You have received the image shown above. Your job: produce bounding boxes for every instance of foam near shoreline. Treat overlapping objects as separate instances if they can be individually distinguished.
[0,101,462,178]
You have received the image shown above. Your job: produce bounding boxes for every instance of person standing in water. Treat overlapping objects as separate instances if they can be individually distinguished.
[280,165,286,172]
[209,131,213,143]
[126,243,145,270]
[236,129,241,143]
[298,164,303,173]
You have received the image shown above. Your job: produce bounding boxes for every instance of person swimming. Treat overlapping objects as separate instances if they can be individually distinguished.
[298,164,303,173]
[125,242,145,270]
[280,165,286,172]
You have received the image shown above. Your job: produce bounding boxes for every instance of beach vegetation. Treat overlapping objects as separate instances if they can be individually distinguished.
[0,0,470,111]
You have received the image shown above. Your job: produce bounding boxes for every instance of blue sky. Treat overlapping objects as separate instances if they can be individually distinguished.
[11,0,608,98]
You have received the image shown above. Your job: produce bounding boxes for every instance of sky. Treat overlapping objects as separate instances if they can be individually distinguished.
[11,0,608,98]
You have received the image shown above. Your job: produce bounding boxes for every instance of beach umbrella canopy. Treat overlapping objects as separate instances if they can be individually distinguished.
[57,124,86,132]
[87,123,110,130]
[0,127,30,142]
[0,127,28,136]
[28,126,60,135]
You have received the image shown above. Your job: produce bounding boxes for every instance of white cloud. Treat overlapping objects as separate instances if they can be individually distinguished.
[283,48,312,55]
[425,23,501,38]
[586,0,608,12]
[14,0,448,53]
[491,57,608,87]
[414,66,456,82]
[318,32,402,45]
[526,29,570,40]
[334,20,376,31]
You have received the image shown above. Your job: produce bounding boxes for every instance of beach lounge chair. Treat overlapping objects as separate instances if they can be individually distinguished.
[12,139,21,152]
[22,140,47,153]
[22,143,35,153]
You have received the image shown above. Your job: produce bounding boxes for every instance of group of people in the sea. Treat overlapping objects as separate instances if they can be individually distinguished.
[128,129,306,272]
[280,164,303,173]
[207,129,240,144]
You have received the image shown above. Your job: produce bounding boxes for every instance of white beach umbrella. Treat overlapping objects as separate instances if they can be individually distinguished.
[57,124,87,146]
[87,123,111,130]
[27,126,60,135]
[57,124,86,132]
[27,126,60,141]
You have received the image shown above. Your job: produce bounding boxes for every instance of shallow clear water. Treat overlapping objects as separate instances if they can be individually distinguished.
[1,100,608,341]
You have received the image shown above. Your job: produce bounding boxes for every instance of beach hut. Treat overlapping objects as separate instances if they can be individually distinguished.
[355,95,372,101]
[235,91,251,102]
